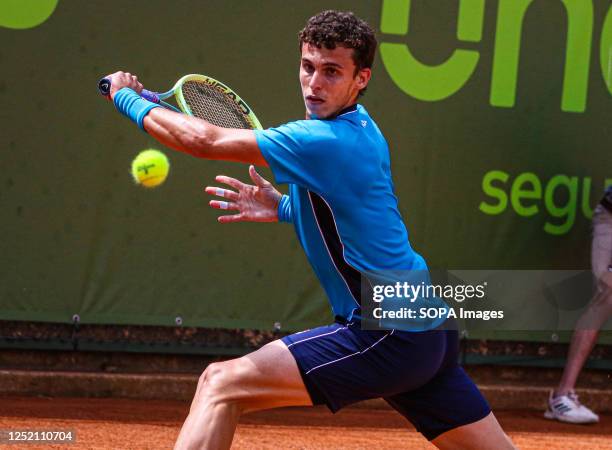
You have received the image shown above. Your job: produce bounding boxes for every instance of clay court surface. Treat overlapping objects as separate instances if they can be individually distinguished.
[0,397,610,449]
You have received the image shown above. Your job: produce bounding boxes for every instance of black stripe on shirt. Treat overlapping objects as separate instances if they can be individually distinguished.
[307,191,362,306]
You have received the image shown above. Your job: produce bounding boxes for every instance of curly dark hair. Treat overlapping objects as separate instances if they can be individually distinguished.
[298,10,377,73]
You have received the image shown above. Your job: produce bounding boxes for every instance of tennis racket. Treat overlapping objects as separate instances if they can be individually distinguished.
[98,74,262,130]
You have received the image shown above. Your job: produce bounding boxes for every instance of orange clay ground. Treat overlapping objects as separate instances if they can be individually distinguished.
[0,397,610,449]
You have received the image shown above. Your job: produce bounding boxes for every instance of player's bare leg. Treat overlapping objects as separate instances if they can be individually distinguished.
[556,276,612,395]
[432,412,516,450]
[174,340,312,450]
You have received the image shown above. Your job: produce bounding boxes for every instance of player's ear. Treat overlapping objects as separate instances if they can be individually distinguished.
[356,68,371,90]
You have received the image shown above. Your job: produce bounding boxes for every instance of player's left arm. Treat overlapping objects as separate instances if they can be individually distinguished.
[105,71,268,166]
[205,165,285,223]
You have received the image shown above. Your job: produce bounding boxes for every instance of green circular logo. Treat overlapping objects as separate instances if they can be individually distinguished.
[0,0,59,30]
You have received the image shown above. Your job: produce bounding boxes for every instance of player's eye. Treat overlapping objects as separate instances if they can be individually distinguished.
[302,62,314,73]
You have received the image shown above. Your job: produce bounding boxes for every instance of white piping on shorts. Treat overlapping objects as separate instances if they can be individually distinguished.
[305,329,395,375]
[286,325,348,348]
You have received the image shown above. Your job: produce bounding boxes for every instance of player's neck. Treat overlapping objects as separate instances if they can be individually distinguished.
[306,102,358,120]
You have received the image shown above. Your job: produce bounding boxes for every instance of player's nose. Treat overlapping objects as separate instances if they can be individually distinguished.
[309,70,324,91]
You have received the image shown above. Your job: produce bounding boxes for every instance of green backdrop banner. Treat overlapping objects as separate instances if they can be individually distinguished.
[0,1,610,336]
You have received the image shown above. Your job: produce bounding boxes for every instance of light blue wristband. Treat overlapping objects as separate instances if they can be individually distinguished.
[113,88,161,130]
[278,195,292,223]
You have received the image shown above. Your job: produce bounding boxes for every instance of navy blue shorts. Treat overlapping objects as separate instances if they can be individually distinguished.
[281,320,490,441]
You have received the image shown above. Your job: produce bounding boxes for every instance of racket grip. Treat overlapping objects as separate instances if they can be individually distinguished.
[140,89,160,103]
[97,77,160,103]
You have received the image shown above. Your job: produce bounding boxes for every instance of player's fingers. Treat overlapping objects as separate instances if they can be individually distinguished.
[204,186,239,201]
[107,71,131,99]
[215,175,246,191]
[127,73,141,91]
[209,200,239,211]
[249,165,269,187]
[217,213,245,224]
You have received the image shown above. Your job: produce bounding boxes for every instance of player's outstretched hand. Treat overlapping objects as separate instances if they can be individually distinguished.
[103,71,144,99]
[205,165,281,223]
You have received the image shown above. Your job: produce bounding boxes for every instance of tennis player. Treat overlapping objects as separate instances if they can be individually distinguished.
[102,10,515,450]
[545,186,612,424]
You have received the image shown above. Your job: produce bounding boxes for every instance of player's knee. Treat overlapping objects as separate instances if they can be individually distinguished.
[196,362,241,406]
[197,363,223,393]
[593,275,612,311]
[599,272,612,292]
[196,364,212,393]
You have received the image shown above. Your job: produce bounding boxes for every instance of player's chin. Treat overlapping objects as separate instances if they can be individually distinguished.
[305,101,329,119]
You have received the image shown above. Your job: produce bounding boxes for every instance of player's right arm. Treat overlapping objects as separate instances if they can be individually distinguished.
[142,108,267,166]
[105,71,267,167]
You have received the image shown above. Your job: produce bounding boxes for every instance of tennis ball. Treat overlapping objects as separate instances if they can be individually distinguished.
[131,149,170,188]
[0,0,58,30]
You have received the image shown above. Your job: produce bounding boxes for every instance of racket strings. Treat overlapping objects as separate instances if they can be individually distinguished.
[180,81,252,129]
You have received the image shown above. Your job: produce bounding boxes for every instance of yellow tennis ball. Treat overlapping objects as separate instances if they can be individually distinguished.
[131,149,170,188]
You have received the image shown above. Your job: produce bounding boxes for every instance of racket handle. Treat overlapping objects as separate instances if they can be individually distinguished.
[140,89,160,103]
[97,77,160,103]
[98,77,112,96]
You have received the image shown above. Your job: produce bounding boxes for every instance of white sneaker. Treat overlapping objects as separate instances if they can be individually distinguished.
[544,390,599,424]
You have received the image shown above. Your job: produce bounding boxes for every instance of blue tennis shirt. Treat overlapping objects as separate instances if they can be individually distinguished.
[255,104,428,322]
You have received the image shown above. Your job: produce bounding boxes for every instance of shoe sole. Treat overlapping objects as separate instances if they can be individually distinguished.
[544,410,599,424]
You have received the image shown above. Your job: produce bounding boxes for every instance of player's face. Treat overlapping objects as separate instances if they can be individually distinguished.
[300,43,371,119]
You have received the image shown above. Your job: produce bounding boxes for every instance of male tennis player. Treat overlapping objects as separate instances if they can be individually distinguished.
[102,10,515,450]
[545,186,612,424]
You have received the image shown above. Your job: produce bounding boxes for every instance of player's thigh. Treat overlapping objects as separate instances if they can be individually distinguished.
[387,372,490,441]
[431,412,516,450]
[591,206,612,281]
[205,339,312,413]
[585,206,612,318]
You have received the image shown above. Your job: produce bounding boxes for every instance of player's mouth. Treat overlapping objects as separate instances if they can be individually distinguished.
[306,95,325,105]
